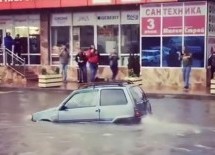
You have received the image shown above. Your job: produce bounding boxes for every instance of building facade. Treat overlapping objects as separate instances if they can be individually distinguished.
[0,0,214,89]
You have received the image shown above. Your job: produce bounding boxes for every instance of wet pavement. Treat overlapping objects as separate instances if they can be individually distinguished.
[0,90,215,155]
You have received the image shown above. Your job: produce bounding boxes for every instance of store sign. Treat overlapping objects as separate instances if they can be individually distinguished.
[121,10,139,24]
[51,13,72,26]
[28,14,40,27]
[208,2,215,36]
[97,11,120,25]
[184,2,206,35]
[92,0,111,4]
[73,13,96,25]
[162,3,183,35]
[141,4,161,35]
[0,16,13,27]
[14,15,28,26]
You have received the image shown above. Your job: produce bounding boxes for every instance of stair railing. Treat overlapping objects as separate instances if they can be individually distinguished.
[0,47,26,76]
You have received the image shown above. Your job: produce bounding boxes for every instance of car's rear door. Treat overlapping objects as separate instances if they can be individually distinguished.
[99,88,134,122]
[58,89,100,123]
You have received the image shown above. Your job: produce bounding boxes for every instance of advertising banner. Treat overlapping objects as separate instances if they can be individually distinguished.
[208,2,215,36]
[184,2,206,35]
[141,4,161,35]
[162,3,183,35]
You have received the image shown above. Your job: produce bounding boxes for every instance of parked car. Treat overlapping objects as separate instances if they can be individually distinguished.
[142,49,160,65]
[31,81,152,124]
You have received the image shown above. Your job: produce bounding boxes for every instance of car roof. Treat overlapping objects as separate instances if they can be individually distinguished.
[78,80,139,89]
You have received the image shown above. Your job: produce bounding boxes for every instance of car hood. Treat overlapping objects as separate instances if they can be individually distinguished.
[32,107,59,122]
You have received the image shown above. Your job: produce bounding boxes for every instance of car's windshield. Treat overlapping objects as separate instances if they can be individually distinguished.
[64,89,99,109]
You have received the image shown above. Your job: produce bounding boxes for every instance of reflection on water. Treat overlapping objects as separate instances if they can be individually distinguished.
[0,90,215,155]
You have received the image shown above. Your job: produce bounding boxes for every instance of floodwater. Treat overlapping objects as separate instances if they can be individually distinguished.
[0,90,215,155]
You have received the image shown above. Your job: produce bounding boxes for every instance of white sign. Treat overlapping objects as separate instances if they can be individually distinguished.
[121,10,139,24]
[51,13,72,26]
[28,14,40,27]
[184,2,206,16]
[73,13,96,26]
[120,0,141,3]
[96,11,120,25]
[162,4,183,17]
[0,16,13,27]
[92,0,111,4]
[14,15,28,26]
[208,2,215,36]
[141,4,161,17]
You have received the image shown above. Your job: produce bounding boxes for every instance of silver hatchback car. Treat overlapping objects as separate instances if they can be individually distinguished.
[32,81,152,123]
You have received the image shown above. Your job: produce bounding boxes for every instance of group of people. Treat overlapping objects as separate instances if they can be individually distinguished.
[59,44,119,83]
[1,32,22,64]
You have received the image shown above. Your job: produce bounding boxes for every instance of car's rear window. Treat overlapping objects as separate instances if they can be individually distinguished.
[100,89,127,106]
[129,86,143,102]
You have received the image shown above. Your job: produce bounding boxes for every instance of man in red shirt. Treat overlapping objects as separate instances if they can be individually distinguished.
[85,45,99,82]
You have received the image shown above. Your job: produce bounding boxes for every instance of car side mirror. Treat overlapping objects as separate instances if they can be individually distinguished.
[60,105,68,111]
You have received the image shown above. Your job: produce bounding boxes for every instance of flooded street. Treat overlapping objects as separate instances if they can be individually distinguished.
[0,90,215,155]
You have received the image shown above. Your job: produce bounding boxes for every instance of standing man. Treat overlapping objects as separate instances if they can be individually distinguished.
[208,49,215,79]
[182,47,192,89]
[14,34,22,58]
[4,32,14,65]
[59,45,70,82]
[109,50,119,80]
[75,48,88,83]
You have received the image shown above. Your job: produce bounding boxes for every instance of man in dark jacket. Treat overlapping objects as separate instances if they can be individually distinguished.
[4,32,14,64]
[14,34,22,57]
[75,48,88,83]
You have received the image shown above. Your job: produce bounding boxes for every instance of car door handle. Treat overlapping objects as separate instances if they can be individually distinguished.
[95,109,100,112]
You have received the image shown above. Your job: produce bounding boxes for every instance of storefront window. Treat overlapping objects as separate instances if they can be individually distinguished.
[29,27,40,64]
[97,25,118,54]
[73,26,94,54]
[51,26,70,65]
[121,25,139,54]
[99,55,110,66]
[15,27,28,54]
[184,36,205,68]
[142,37,161,67]
[162,37,182,67]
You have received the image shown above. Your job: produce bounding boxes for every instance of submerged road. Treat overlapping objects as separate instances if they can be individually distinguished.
[0,90,215,155]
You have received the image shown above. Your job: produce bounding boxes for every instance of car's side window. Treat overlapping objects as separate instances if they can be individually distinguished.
[100,89,127,106]
[65,90,98,109]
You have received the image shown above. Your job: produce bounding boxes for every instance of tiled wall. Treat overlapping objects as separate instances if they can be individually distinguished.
[0,66,207,90]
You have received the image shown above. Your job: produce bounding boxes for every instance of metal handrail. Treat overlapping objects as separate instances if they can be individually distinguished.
[0,47,26,75]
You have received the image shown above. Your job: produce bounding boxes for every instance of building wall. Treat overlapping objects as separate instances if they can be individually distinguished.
[40,13,49,65]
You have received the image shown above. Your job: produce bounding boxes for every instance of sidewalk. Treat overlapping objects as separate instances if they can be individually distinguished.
[0,81,214,99]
